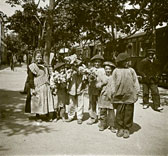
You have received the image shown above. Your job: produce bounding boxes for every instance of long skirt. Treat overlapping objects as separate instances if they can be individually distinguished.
[31,84,54,114]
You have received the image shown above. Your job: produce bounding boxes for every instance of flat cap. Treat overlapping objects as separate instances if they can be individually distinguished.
[54,62,65,70]
[116,53,130,62]
[103,61,116,68]
[90,54,104,61]
[147,49,156,54]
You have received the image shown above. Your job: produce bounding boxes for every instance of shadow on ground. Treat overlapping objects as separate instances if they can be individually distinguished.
[83,112,90,121]
[0,63,24,71]
[130,122,141,135]
[0,89,55,136]
[0,146,9,152]
[0,65,9,70]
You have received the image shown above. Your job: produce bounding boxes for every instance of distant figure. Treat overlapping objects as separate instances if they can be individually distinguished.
[138,49,163,111]
[10,53,14,71]
[18,54,22,65]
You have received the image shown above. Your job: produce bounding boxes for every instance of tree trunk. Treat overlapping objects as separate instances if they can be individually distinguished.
[151,26,156,49]
[43,0,54,65]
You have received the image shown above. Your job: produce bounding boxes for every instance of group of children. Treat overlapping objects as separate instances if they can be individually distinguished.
[26,51,140,139]
[49,53,140,139]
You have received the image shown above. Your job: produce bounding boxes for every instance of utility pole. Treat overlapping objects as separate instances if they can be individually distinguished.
[44,0,54,65]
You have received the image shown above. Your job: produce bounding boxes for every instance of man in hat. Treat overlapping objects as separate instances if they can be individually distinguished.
[87,54,105,125]
[138,49,163,111]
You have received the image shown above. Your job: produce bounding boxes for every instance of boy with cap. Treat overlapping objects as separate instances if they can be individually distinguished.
[97,61,116,132]
[50,62,68,121]
[106,53,140,138]
[138,49,163,111]
[87,54,105,125]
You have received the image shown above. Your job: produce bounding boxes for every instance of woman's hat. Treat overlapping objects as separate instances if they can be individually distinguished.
[90,54,104,61]
[103,61,116,68]
[116,53,130,62]
[54,62,65,70]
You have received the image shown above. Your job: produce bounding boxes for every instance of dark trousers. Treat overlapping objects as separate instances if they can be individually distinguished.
[99,108,115,128]
[53,107,65,119]
[143,83,160,108]
[89,95,99,121]
[115,104,134,130]
[25,89,31,113]
[23,76,29,93]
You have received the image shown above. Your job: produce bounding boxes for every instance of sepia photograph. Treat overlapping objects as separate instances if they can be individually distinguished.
[0,0,168,155]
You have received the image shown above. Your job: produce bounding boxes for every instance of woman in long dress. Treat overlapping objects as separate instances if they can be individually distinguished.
[25,51,54,121]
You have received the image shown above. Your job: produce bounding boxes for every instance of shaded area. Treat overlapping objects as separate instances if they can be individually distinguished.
[130,122,141,135]
[0,89,55,136]
[0,65,9,71]
[0,146,9,152]
[0,64,23,71]
[83,112,90,121]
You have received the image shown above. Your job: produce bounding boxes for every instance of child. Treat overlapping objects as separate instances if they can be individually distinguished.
[50,62,68,121]
[87,54,105,125]
[106,53,140,138]
[97,61,116,132]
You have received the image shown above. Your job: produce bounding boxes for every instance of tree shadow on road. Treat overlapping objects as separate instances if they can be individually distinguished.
[130,122,141,135]
[0,89,55,136]
[0,65,9,71]
[83,112,90,121]
[0,146,9,152]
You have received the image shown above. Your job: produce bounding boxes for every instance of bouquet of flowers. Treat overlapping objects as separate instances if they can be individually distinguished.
[87,67,98,81]
[64,54,78,64]
[78,65,98,81]
[78,64,91,81]
[66,68,74,81]
[53,71,67,84]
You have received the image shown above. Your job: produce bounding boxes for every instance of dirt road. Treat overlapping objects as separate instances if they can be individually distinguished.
[0,65,168,155]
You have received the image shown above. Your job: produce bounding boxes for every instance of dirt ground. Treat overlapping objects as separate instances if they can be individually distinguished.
[0,64,168,155]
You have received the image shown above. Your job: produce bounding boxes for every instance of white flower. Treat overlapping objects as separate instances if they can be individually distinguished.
[53,71,67,84]
[64,54,77,64]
